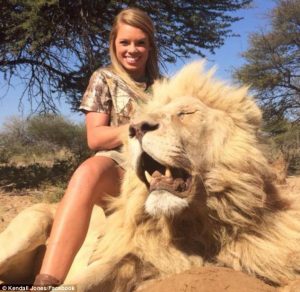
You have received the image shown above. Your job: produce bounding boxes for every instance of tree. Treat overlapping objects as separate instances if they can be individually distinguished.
[0,0,251,113]
[234,0,300,123]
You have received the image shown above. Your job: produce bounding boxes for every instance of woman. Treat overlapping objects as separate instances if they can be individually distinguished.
[33,7,160,287]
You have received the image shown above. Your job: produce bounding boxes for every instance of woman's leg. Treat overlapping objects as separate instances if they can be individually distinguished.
[38,156,123,282]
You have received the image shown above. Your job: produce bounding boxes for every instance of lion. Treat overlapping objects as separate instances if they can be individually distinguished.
[0,61,300,291]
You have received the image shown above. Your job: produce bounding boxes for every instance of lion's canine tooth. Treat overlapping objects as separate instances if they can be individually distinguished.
[165,168,172,177]
[145,171,152,183]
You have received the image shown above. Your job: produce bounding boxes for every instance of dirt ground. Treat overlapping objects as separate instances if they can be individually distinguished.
[138,266,277,292]
[0,176,299,291]
[0,189,36,232]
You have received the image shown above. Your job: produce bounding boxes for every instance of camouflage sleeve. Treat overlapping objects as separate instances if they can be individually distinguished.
[79,70,112,114]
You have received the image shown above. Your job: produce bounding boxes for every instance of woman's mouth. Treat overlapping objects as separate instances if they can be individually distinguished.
[125,56,140,64]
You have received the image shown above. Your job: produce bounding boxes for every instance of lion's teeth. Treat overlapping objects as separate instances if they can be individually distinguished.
[145,171,152,183]
[165,168,172,177]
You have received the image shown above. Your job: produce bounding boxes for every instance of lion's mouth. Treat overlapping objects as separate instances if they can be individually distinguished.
[137,152,192,198]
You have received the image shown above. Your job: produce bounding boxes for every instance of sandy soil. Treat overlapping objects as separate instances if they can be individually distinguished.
[138,267,277,292]
[0,176,299,291]
[0,190,36,232]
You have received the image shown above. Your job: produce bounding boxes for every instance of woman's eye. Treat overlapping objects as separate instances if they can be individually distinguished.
[120,40,129,45]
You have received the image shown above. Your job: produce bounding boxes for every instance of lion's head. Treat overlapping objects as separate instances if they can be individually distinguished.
[126,61,280,221]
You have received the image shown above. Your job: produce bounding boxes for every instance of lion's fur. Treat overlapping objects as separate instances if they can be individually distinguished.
[70,61,300,290]
[0,203,106,285]
[1,61,300,291]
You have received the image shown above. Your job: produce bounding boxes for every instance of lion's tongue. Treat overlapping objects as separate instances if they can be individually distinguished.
[149,171,187,193]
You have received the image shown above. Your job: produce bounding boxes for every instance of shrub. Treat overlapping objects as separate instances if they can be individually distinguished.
[0,114,92,164]
[263,119,300,175]
[0,114,92,193]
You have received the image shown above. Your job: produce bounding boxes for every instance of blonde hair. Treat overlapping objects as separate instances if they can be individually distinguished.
[109,8,159,89]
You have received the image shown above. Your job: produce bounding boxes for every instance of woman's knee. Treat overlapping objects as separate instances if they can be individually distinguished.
[72,156,113,183]
[64,156,119,204]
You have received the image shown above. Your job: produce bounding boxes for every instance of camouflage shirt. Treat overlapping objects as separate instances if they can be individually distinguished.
[79,67,150,126]
[79,67,151,165]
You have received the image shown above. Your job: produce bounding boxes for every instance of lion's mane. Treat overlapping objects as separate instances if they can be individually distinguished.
[68,62,300,291]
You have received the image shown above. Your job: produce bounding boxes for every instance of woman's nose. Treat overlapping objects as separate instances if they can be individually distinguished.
[128,44,138,53]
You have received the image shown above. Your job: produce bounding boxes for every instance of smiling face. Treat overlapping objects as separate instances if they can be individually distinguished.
[115,23,150,80]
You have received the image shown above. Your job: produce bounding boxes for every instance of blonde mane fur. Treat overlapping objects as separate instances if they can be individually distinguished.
[78,61,300,290]
[0,61,300,291]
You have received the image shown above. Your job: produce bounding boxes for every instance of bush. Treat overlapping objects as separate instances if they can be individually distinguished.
[0,114,93,193]
[263,119,300,175]
[0,114,92,164]
[0,158,76,191]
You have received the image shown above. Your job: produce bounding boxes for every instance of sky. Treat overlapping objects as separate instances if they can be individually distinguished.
[0,0,277,127]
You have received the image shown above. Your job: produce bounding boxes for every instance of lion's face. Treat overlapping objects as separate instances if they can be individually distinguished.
[125,61,262,219]
[128,96,232,217]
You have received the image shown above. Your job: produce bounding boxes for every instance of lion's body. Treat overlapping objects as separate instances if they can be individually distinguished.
[0,204,106,285]
[0,62,300,291]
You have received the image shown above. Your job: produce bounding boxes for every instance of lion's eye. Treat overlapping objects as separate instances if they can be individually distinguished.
[177,111,196,120]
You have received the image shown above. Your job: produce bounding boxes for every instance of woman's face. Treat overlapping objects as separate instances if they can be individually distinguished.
[115,23,150,80]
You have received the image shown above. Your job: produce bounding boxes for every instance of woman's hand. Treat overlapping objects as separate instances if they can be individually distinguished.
[85,112,129,151]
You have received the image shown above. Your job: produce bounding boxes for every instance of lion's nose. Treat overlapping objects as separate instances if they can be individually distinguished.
[129,121,159,140]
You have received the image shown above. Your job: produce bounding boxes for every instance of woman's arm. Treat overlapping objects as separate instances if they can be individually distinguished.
[85,112,129,151]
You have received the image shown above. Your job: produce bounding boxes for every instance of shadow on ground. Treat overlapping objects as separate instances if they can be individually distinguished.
[0,159,75,190]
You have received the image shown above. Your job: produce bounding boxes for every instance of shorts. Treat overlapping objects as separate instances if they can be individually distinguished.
[95,149,126,169]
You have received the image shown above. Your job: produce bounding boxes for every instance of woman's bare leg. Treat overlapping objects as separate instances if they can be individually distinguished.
[39,156,123,282]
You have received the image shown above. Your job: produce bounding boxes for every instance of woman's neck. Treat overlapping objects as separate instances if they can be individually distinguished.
[128,71,147,83]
